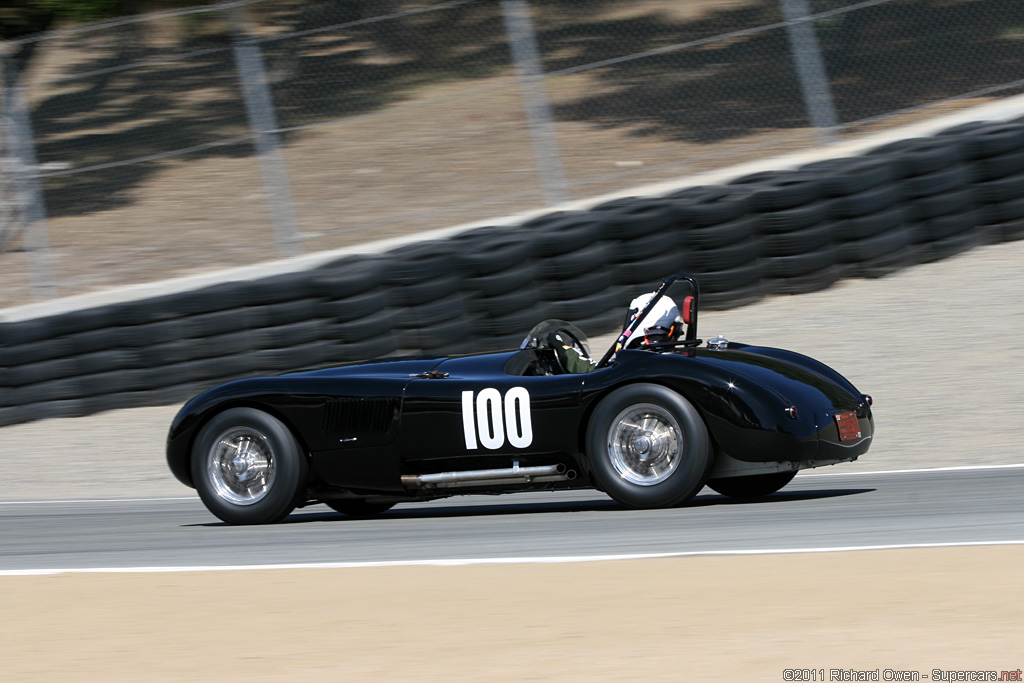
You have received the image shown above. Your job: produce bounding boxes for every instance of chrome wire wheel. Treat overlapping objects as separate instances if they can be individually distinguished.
[606,402,683,486]
[206,427,277,506]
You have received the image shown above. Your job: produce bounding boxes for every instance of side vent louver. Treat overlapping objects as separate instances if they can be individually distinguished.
[322,397,397,436]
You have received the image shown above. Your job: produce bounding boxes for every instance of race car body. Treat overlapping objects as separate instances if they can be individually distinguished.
[167,276,873,524]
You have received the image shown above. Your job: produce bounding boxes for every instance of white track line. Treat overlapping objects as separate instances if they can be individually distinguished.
[3,540,1024,576]
[0,496,195,505]
[3,463,1023,506]
[796,462,1024,477]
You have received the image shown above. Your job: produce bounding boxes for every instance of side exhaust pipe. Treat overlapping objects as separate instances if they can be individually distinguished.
[401,462,575,490]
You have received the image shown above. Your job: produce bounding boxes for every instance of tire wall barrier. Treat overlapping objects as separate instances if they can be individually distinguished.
[3,120,1024,427]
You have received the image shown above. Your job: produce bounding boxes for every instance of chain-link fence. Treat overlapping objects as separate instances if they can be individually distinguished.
[2,0,1023,308]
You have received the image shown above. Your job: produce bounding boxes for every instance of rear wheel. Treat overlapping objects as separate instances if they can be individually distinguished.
[707,471,797,499]
[586,383,712,508]
[192,407,308,525]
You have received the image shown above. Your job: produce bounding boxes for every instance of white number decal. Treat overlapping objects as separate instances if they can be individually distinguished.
[461,387,533,450]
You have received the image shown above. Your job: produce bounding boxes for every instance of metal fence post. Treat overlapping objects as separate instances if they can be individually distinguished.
[1,49,58,300]
[780,0,840,145]
[502,0,569,206]
[224,4,303,258]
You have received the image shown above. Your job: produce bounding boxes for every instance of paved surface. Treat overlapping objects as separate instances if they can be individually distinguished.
[2,238,1023,501]
[3,467,1022,572]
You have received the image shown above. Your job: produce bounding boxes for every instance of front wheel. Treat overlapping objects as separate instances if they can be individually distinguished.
[586,383,712,508]
[706,471,797,499]
[192,407,308,525]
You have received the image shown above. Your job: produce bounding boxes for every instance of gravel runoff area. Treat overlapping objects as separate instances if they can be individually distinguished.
[2,238,1023,501]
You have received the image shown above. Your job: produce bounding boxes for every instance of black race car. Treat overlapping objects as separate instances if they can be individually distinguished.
[167,275,874,524]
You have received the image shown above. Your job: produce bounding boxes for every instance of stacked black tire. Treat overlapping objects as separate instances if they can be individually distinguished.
[452,226,548,351]
[385,242,475,355]
[937,120,1024,245]
[727,171,836,297]
[662,186,765,308]
[0,273,337,426]
[867,137,977,266]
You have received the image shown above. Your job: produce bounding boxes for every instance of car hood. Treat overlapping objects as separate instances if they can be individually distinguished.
[285,355,448,380]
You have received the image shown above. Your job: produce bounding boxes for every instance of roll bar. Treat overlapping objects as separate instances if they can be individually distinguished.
[595,274,700,369]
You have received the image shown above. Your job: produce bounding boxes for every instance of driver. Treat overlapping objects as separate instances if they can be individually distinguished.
[622,292,683,348]
[547,329,598,374]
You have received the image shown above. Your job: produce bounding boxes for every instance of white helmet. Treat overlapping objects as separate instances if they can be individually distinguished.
[623,292,683,348]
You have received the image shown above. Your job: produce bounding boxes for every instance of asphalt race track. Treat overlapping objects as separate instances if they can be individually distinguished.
[3,465,1022,573]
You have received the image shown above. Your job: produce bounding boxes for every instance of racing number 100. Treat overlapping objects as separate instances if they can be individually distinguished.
[461,387,533,450]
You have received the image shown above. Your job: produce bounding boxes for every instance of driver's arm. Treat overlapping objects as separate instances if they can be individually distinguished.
[562,345,598,374]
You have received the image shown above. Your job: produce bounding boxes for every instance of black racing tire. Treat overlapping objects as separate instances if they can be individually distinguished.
[981,217,1024,243]
[974,147,1024,181]
[799,157,896,196]
[765,263,844,296]
[692,259,763,292]
[837,226,913,264]
[923,230,982,263]
[832,204,907,242]
[756,201,831,234]
[762,244,837,279]
[396,293,471,329]
[471,285,542,319]
[547,289,615,321]
[905,187,974,222]
[828,183,901,219]
[700,279,767,310]
[325,499,396,517]
[867,137,962,177]
[453,234,531,276]
[586,383,712,509]
[191,407,309,525]
[614,250,692,286]
[541,267,612,300]
[670,186,754,227]
[467,263,539,298]
[707,471,797,498]
[680,214,759,250]
[313,257,388,299]
[938,122,1024,159]
[597,201,680,239]
[974,171,1024,204]
[609,226,680,262]
[898,164,972,199]
[405,315,471,351]
[729,171,824,211]
[978,195,1024,225]
[688,239,762,272]
[851,245,915,279]
[336,334,399,362]
[527,216,602,257]
[4,357,78,387]
[391,274,463,307]
[761,221,835,256]
[386,241,455,284]
[538,242,613,280]
[2,338,74,367]
[249,319,327,350]
[920,209,978,241]
[477,307,547,336]
[323,289,391,322]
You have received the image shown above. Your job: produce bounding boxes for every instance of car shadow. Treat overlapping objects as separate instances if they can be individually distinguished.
[186,487,876,527]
